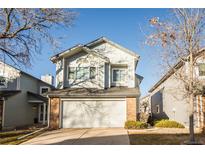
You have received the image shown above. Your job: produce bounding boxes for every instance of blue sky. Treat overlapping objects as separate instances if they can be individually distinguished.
[23,8,170,96]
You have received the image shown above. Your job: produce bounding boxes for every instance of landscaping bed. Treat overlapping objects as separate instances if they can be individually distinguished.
[124,121,148,129]
[154,119,185,128]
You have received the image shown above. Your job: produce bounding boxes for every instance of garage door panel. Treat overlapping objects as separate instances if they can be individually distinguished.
[62,99,126,128]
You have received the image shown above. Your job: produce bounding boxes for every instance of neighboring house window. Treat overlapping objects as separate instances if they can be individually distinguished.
[112,69,126,82]
[40,87,49,95]
[199,63,205,76]
[68,67,76,79]
[0,76,7,88]
[156,105,160,114]
[90,67,96,79]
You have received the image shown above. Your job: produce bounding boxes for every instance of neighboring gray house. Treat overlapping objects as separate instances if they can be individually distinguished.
[0,61,54,130]
[48,37,143,129]
[149,50,205,128]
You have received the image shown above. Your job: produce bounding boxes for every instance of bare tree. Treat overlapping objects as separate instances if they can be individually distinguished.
[0,8,76,67]
[147,9,205,143]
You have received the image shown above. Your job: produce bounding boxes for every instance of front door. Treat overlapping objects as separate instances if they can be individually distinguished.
[0,100,3,130]
[38,103,47,124]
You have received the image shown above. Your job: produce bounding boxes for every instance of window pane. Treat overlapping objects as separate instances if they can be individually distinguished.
[40,113,43,121]
[90,67,96,79]
[41,88,49,94]
[113,69,126,82]
[199,64,205,76]
[113,70,120,82]
[0,76,6,87]
[68,67,76,79]
[156,105,160,113]
[120,70,126,81]
[76,67,89,80]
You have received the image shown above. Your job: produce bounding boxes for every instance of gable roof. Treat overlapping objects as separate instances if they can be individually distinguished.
[0,60,54,88]
[148,48,205,93]
[50,37,140,63]
[148,61,183,93]
[50,45,109,63]
[86,37,140,59]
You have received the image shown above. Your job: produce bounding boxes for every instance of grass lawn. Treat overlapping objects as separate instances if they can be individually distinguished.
[128,128,205,145]
[0,129,46,145]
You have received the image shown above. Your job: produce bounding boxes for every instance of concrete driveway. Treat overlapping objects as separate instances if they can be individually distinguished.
[21,128,130,145]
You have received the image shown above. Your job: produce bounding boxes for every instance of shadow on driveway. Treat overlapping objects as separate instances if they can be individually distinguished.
[48,134,129,145]
[22,128,130,145]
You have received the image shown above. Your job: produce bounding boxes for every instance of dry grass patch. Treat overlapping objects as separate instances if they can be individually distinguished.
[0,129,46,145]
[128,128,205,145]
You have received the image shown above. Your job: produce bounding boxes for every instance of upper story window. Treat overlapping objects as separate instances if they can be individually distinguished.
[68,67,97,80]
[76,67,89,80]
[199,63,205,76]
[0,76,7,88]
[40,86,49,95]
[112,69,126,83]
[68,67,76,80]
[90,67,96,79]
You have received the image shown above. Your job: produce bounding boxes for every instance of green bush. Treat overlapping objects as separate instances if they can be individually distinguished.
[124,121,148,129]
[154,119,185,128]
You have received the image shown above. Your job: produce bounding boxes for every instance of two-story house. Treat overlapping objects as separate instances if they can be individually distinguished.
[149,49,205,128]
[48,37,143,129]
[0,61,54,130]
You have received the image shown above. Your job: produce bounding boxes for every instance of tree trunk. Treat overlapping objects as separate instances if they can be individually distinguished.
[189,93,195,142]
[189,51,195,143]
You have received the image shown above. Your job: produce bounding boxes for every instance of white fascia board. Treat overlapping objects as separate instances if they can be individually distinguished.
[61,98,126,101]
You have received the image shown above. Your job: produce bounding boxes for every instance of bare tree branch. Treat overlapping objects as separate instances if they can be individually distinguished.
[147,8,205,143]
[0,8,77,67]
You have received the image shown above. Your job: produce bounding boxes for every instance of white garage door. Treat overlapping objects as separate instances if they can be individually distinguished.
[61,98,126,128]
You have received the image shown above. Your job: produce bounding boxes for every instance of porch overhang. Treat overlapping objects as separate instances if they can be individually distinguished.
[0,90,21,98]
[27,91,48,104]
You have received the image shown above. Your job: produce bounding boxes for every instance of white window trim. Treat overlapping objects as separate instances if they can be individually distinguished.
[67,66,97,81]
[111,68,126,83]
[90,67,97,80]
[67,66,75,81]
[198,63,205,77]
[0,76,7,88]
[38,103,47,124]
[40,86,50,95]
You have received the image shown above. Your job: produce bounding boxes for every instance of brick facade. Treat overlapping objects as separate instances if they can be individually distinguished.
[49,97,60,129]
[196,95,205,128]
[126,97,137,121]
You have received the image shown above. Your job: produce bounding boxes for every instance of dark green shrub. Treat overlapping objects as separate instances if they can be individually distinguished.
[124,120,148,129]
[154,119,185,128]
